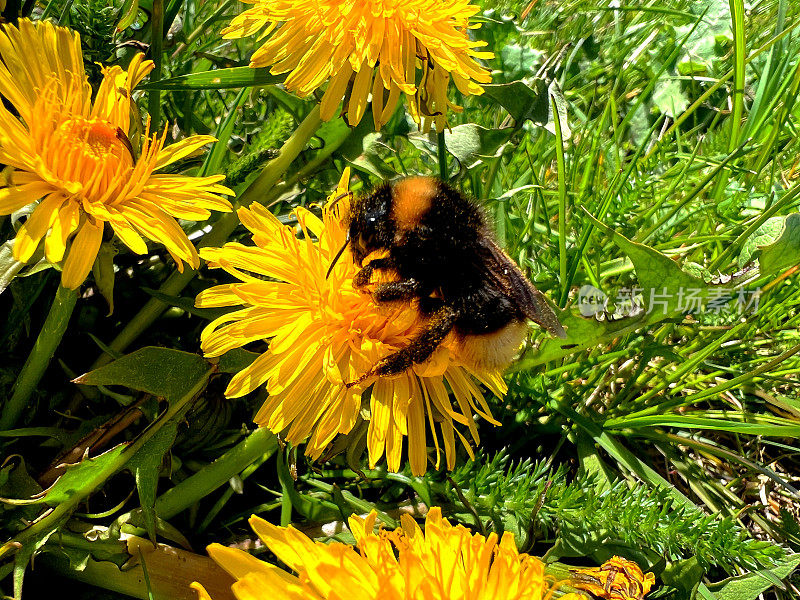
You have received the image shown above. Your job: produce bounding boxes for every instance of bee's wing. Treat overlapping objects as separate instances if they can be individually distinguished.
[480,238,567,339]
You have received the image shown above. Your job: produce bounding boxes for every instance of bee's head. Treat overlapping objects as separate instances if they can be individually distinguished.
[348,183,394,266]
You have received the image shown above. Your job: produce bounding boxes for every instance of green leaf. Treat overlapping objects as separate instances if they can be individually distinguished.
[738,216,784,268]
[13,528,56,599]
[139,67,284,90]
[116,0,139,31]
[342,131,396,179]
[217,348,259,374]
[484,80,549,126]
[606,413,800,436]
[0,458,43,528]
[516,306,648,369]
[443,124,512,166]
[484,79,571,139]
[200,88,248,177]
[74,347,210,404]
[127,421,179,541]
[653,77,690,118]
[660,557,705,600]
[499,44,543,79]
[707,554,800,599]
[38,445,127,506]
[0,240,25,295]
[589,213,709,314]
[758,213,800,276]
[0,239,50,295]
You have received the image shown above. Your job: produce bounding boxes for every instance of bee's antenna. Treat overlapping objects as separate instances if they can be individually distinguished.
[327,190,353,214]
[326,234,350,279]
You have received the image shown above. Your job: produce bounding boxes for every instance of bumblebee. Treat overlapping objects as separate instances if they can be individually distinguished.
[335,176,566,385]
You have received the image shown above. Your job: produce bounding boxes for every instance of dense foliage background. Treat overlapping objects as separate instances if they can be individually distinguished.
[2,0,800,598]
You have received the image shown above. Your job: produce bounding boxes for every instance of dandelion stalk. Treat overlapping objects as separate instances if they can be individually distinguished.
[91,105,327,370]
[147,0,164,132]
[1,285,78,430]
[153,428,278,520]
[437,130,448,179]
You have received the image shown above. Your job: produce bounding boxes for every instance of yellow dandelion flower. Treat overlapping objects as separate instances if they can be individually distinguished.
[195,507,583,600]
[0,19,233,289]
[196,170,506,475]
[571,556,656,600]
[221,0,493,131]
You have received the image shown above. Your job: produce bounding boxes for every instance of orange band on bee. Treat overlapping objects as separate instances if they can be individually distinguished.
[390,177,437,230]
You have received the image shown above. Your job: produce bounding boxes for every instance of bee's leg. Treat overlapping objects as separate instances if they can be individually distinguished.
[353,257,394,288]
[372,278,423,303]
[347,306,456,387]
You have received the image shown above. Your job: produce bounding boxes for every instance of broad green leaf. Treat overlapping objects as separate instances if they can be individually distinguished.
[738,216,784,268]
[661,557,705,600]
[676,0,732,66]
[484,80,549,126]
[9,350,214,593]
[74,347,210,403]
[591,214,711,314]
[443,124,512,166]
[516,306,649,368]
[0,239,50,295]
[499,44,543,79]
[38,445,126,506]
[484,79,570,138]
[759,213,800,276]
[653,77,690,118]
[339,113,395,179]
[707,554,800,600]
[139,67,284,90]
[342,132,396,179]
[127,422,179,541]
[217,348,259,374]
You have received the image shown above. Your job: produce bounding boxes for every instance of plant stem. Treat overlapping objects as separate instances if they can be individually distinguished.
[147,0,164,132]
[1,285,78,430]
[437,130,447,179]
[551,95,568,307]
[154,428,277,519]
[91,105,327,370]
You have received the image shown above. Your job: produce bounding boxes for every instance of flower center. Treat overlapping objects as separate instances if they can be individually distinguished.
[36,115,137,203]
[58,117,135,170]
